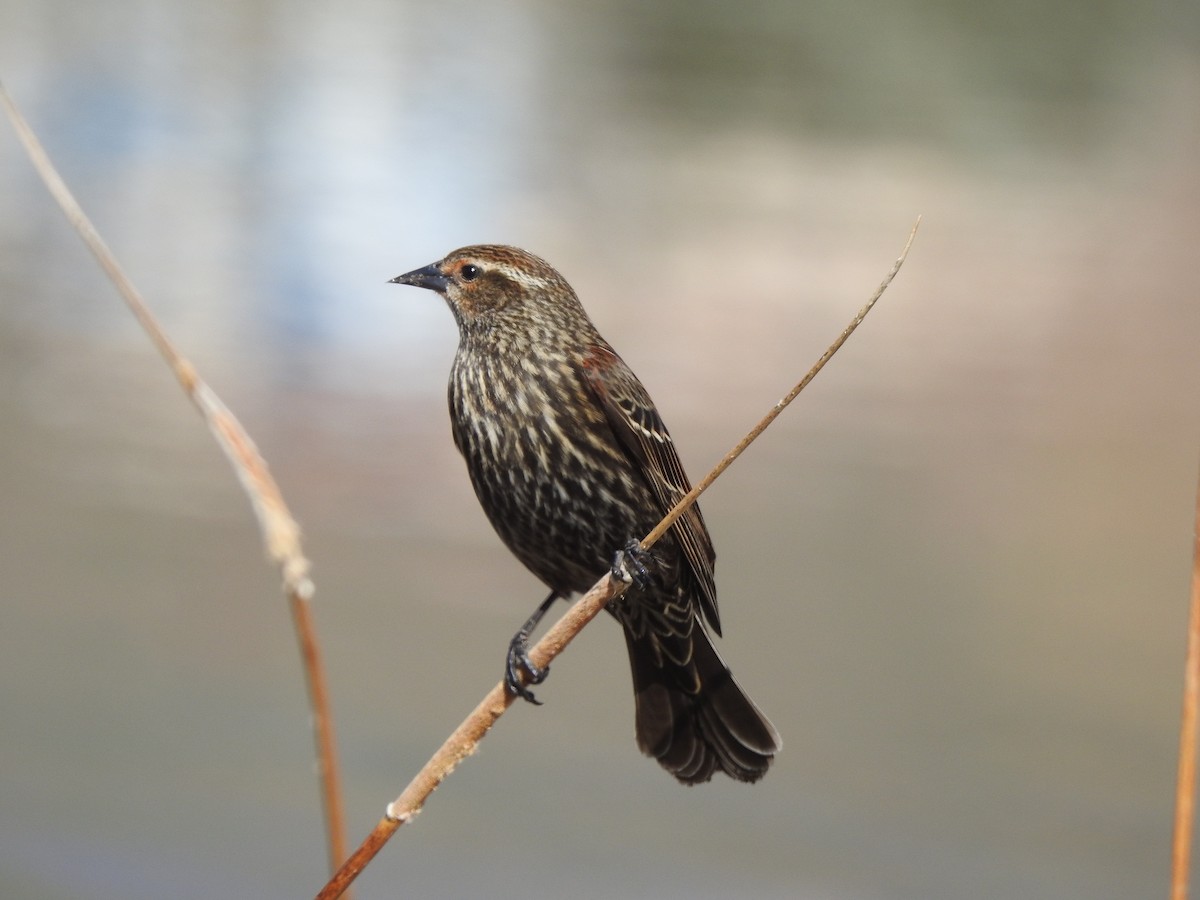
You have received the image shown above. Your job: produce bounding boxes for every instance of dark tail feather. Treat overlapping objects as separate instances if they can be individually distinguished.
[624,626,781,785]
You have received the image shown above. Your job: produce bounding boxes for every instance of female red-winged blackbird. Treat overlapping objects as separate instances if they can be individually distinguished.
[391,245,779,784]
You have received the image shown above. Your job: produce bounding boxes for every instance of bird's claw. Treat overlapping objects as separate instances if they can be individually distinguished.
[505,632,549,705]
[612,539,654,589]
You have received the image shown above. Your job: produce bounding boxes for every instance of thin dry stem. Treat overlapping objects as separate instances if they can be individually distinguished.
[1171,464,1200,900]
[315,220,919,900]
[316,573,626,900]
[1,81,349,884]
[641,217,920,550]
[291,591,350,876]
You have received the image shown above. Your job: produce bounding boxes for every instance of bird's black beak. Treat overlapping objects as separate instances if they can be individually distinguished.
[389,262,450,292]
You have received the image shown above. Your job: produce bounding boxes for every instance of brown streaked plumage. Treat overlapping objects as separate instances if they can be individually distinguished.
[391,245,780,784]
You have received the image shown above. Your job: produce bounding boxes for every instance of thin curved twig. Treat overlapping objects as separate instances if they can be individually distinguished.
[0,81,350,884]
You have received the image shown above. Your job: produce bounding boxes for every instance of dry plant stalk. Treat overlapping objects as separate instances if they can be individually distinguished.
[0,82,351,884]
[315,219,920,900]
[1171,466,1200,900]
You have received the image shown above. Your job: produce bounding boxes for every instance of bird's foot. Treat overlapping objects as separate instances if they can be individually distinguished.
[503,590,562,705]
[505,631,549,705]
[612,539,654,589]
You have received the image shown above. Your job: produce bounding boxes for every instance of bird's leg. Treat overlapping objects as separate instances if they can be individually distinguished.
[505,590,563,705]
[612,539,654,590]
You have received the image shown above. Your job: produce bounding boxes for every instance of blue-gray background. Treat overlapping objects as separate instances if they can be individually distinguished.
[2,1,1198,897]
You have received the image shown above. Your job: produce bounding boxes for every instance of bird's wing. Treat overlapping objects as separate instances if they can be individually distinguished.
[580,343,721,634]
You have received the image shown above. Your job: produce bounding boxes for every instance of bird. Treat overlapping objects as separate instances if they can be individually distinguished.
[390,245,780,784]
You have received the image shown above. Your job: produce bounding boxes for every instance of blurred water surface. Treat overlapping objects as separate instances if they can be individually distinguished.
[2,1,1199,898]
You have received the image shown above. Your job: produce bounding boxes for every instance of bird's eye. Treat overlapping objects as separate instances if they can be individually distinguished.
[460,264,481,282]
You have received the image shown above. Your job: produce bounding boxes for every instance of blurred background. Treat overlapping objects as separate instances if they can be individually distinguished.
[2,1,1198,897]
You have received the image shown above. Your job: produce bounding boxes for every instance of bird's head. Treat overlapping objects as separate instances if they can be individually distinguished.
[390,245,584,337]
